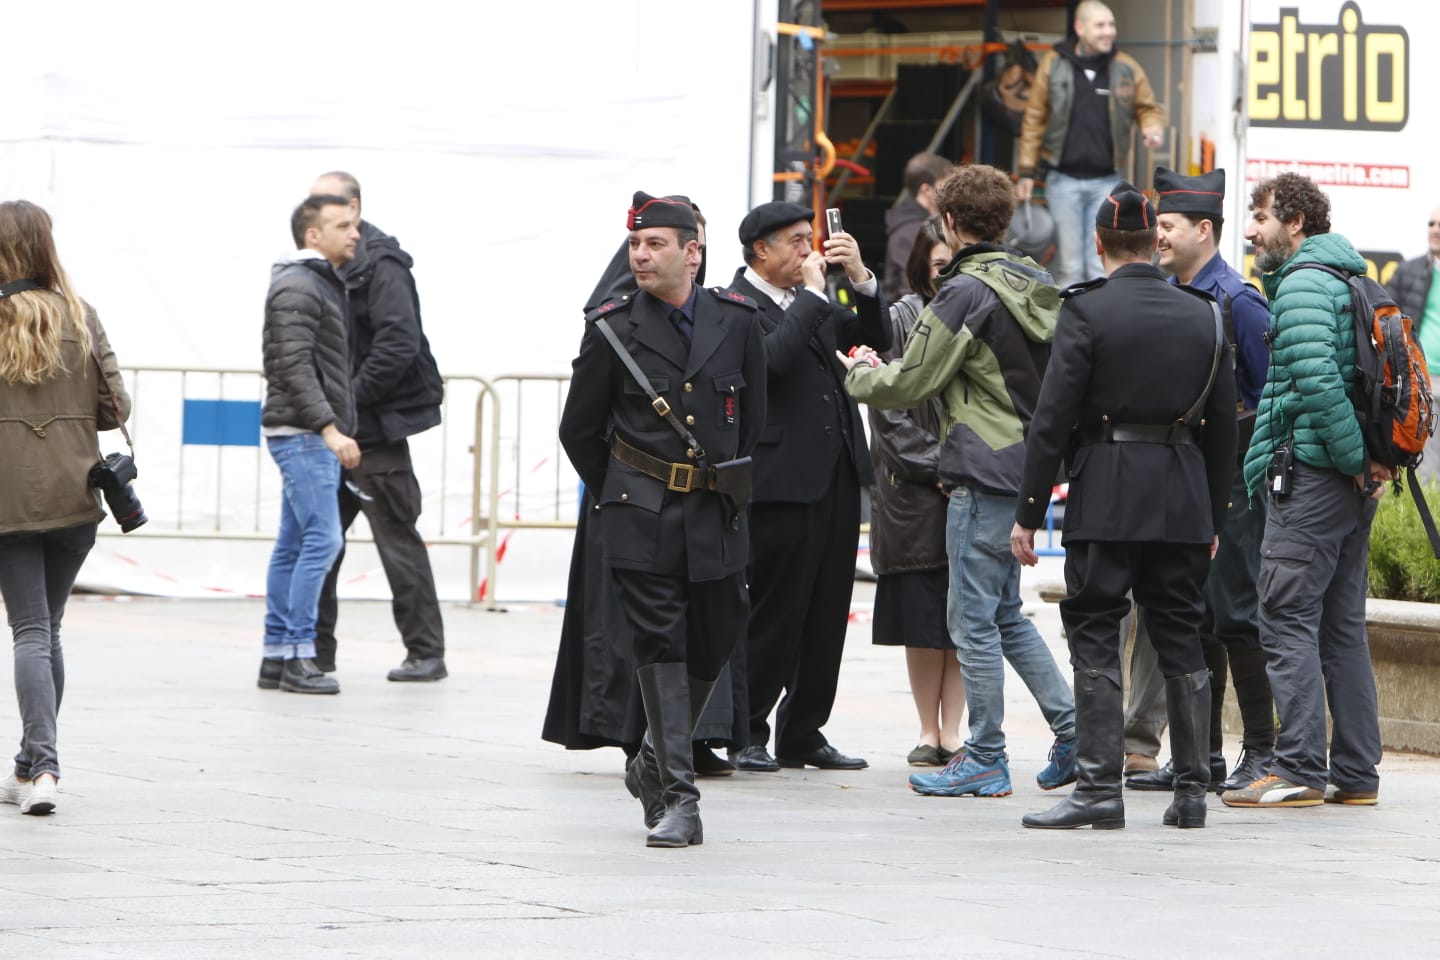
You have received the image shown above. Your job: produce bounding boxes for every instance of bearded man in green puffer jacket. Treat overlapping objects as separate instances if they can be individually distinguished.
[1222,172,1391,811]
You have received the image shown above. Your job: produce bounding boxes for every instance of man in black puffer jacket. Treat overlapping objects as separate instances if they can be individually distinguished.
[309,173,448,683]
[260,194,362,695]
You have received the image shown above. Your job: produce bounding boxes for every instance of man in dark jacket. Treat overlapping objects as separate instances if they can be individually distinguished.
[308,173,447,682]
[1383,205,1440,483]
[728,201,888,773]
[559,192,765,848]
[883,153,953,303]
[1012,181,1237,830]
[259,194,362,696]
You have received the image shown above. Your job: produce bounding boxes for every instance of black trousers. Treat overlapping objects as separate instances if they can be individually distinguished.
[610,568,748,681]
[744,457,861,755]
[1061,540,1210,683]
[316,439,445,663]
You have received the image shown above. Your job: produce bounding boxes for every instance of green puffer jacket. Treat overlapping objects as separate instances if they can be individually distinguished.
[1242,232,1368,498]
[845,244,1058,496]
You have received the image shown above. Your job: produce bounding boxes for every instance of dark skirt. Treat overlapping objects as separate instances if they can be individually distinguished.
[871,568,952,649]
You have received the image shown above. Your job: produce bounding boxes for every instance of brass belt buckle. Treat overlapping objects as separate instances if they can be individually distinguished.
[667,462,695,492]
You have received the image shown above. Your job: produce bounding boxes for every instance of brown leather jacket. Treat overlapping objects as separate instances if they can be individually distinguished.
[1018,45,1164,179]
[0,307,130,534]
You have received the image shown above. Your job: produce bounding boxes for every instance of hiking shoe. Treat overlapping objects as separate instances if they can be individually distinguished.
[1325,787,1379,806]
[1036,737,1077,791]
[1220,774,1323,807]
[909,753,1012,797]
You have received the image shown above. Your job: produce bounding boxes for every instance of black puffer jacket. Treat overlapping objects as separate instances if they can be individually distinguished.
[1385,254,1432,330]
[338,221,443,447]
[262,251,354,434]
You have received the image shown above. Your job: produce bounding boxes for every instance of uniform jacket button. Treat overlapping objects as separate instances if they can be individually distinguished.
[1027,497,1036,504]
[685,415,695,426]
[824,426,834,435]
[683,382,693,392]
[620,493,629,502]
[686,449,696,459]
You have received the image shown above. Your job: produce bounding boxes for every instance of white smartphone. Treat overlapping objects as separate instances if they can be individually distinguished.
[825,207,843,237]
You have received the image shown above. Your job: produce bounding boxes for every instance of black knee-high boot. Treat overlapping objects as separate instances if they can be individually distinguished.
[1202,640,1229,785]
[1164,671,1211,828]
[636,664,721,847]
[1023,668,1125,830]
[628,671,721,830]
[1218,644,1276,791]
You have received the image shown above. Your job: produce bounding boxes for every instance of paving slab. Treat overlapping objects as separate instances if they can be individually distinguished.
[0,584,1436,957]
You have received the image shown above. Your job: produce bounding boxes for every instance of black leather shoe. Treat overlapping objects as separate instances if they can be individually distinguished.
[1126,759,1175,791]
[257,658,282,690]
[1218,745,1274,793]
[777,745,869,770]
[279,658,340,694]
[387,657,448,682]
[693,745,736,777]
[729,745,780,772]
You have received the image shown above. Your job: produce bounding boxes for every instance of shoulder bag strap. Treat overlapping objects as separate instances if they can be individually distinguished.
[82,309,134,452]
[594,318,706,462]
[1180,299,1226,427]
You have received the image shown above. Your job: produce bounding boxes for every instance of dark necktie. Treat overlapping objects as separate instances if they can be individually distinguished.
[671,308,693,343]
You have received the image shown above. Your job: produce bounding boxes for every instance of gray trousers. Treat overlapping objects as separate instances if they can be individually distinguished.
[1122,605,1166,756]
[1259,463,1381,792]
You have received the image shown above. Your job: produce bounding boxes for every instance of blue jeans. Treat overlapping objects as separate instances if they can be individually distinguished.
[265,434,343,660]
[0,522,97,781]
[946,486,1075,764]
[1044,170,1120,288]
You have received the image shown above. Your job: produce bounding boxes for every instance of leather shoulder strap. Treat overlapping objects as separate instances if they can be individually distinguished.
[594,318,706,462]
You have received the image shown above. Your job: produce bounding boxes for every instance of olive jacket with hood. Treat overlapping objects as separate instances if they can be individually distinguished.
[845,244,1059,496]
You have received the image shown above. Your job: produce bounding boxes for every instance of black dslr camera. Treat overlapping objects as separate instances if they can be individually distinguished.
[89,453,147,532]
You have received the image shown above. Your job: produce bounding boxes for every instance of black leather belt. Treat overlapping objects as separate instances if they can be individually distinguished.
[610,435,716,493]
[1075,423,1198,446]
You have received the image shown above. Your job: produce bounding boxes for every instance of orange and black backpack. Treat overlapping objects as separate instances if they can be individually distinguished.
[1299,262,1440,555]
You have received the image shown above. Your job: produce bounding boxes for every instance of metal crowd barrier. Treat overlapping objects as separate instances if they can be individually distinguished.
[101,365,1061,609]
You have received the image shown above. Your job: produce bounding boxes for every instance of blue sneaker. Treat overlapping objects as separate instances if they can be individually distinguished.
[909,752,1012,797]
[1036,737,1078,791]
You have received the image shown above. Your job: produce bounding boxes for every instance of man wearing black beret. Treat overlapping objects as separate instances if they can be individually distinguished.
[559,192,767,847]
[1011,181,1237,830]
[727,201,888,772]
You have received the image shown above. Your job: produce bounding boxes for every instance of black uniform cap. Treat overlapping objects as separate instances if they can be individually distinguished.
[1154,167,1226,221]
[1096,181,1155,231]
[627,191,698,232]
[739,201,814,246]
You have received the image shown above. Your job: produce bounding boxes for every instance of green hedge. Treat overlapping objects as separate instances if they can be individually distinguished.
[1368,480,1440,602]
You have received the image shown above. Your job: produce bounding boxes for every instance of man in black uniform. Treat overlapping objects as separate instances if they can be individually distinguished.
[728,201,888,772]
[1011,182,1236,830]
[559,193,766,848]
[309,172,447,682]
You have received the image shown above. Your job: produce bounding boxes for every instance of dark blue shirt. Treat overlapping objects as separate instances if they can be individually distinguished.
[1172,252,1270,410]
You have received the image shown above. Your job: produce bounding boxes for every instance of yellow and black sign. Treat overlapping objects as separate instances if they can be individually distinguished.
[1250,2,1408,131]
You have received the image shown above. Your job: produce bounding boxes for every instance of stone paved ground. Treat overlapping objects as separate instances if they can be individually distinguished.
[0,587,1437,958]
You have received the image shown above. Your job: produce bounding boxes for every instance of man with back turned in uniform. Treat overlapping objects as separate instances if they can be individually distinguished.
[727,201,889,773]
[1012,182,1236,830]
[559,193,766,847]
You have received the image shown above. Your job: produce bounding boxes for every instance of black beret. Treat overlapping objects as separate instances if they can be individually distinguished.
[739,201,814,246]
[627,191,698,232]
[1096,180,1155,231]
[1154,166,1225,221]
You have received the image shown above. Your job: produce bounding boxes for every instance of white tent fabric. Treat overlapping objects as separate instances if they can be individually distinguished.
[2,1,769,600]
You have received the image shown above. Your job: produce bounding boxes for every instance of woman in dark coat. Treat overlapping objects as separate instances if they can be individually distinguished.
[867,218,965,766]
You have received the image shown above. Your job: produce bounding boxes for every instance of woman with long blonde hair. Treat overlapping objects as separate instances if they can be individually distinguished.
[0,200,131,816]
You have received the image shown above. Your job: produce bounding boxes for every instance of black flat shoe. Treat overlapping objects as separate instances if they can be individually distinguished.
[777,744,868,770]
[387,658,448,682]
[257,658,283,690]
[279,658,340,694]
[728,745,780,772]
[693,745,736,777]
